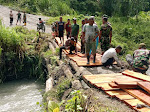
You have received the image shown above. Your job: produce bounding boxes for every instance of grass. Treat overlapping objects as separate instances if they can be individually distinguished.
[0,22,49,83]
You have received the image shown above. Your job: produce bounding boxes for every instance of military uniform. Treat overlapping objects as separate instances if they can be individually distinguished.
[133,49,150,73]
[100,23,112,52]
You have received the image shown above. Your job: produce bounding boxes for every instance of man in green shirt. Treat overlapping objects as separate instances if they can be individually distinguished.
[70,18,79,42]
[16,11,21,25]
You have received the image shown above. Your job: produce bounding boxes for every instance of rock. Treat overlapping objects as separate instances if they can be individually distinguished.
[62,88,72,100]
[72,80,82,90]
[81,80,90,89]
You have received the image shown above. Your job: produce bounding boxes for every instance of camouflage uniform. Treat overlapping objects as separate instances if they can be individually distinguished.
[100,23,112,52]
[133,49,150,73]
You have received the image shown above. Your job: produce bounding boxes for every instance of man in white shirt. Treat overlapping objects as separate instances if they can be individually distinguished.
[101,46,122,67]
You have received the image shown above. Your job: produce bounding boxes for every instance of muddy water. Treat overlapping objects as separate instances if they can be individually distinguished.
[0,79,45,112]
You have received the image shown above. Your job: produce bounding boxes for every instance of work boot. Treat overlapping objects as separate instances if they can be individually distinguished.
[87,56,90,64]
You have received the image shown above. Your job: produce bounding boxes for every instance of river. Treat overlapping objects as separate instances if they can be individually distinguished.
[0,79,45,112]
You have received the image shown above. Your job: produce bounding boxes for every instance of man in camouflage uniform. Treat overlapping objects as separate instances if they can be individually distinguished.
[99,15,112,55]
[126,43,150,74]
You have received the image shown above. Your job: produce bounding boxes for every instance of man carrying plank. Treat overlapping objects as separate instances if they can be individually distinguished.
[101,46,122,68]
[82,16,99,64]
[59,37,76,60]
[126,43,150,74]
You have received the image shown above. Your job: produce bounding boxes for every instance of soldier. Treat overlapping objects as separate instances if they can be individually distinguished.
[83,16,99,64]
[126,43,150,74]
[99,15,112,55]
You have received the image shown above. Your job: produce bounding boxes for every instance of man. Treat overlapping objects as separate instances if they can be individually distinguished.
[65,19,71,39]
[23,12,27,26]
[58,17,65,45]
[126,43,150,74]
[70,18,79,42]
[83,16,99,64]
[16,11,21,25]
[99,15,112,55]
[102,46,122,68]
[85,18,89,24]
[10,10,13,26]
[80,19,85,54]
[59,37,76,60]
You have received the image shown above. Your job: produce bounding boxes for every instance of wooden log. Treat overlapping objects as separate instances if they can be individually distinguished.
[48,42,55,52]
[138,82,150,94]
[123,99,145,107]
[109,82,119,88]
[124,89,150,107]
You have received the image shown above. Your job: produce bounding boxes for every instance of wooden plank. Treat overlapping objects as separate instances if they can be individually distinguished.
[116,94,135,100]
[94,83,120,91]
[122,70,150,82]
[105,90,130,97]
[124,89,150,107]
[109,82,119,88]
[138,82,150,94]
[124,99,145,107]
[133,107,150,112]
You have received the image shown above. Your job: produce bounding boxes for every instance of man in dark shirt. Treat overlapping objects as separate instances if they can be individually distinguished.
[81,19,85,54]
[58,16,65,45]
[59,37,76,60]
[65,19,71,39]
[16,11,21,25]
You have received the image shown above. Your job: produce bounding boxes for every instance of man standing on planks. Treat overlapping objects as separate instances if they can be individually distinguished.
[80,19,85,54]
[58,16,65,45]
[83,16,99,64]
[101,46,122,68]
[126,43,150,74]
[65,19,71,39]
[99,15,112,55]
[70,18,79,42]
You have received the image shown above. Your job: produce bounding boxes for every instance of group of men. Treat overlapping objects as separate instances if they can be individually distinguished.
[9,10,27,26]
[53,15,150,75]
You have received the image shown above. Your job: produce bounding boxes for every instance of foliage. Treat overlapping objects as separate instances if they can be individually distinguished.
[0,23,47,82]
[65,90,87,112]
[48,101,60,112]
[56,79,71,100]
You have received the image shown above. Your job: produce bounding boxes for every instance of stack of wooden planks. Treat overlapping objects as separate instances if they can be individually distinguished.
[55,36,117,67]
[83,70,150,112]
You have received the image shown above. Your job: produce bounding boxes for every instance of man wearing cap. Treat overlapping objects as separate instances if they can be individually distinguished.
[65,19,71,39]
[126,43,150,74]
[99,15,112,55]
[70,18,79,42]
[58,16,65,45]
[82,16,99,64]
[59,37,76,60]
[102,46,122,68]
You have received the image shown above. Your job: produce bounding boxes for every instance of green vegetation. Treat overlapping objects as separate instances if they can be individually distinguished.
[0,21,48,83]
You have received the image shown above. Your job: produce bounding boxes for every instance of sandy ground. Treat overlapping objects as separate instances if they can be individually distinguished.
[0,5,51,33]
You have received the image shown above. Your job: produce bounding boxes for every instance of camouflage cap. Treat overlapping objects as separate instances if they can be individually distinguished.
[102,14,108,18]
[139,43,146,48]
